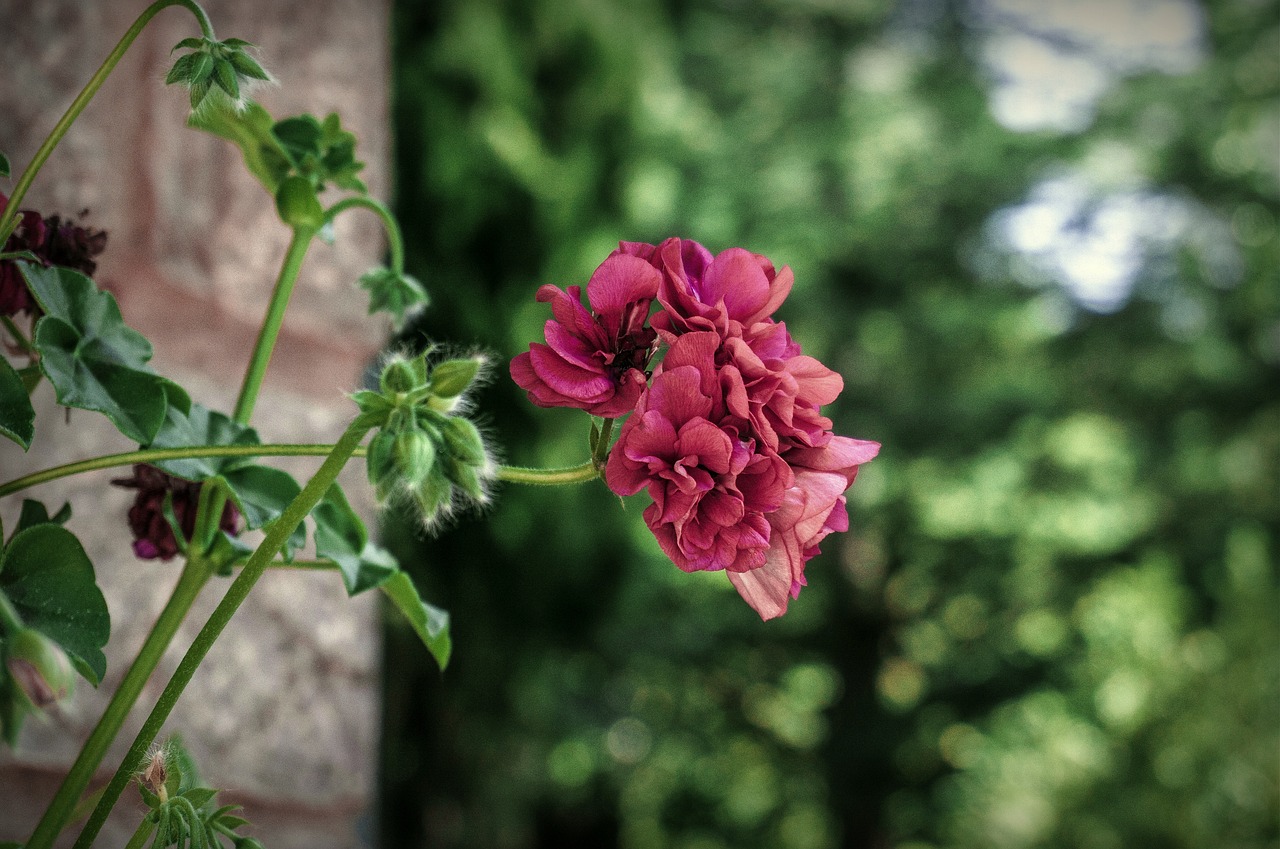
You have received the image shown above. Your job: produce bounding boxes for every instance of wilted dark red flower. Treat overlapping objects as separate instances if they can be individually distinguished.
[0,192,108,318]
[112,465,239,560]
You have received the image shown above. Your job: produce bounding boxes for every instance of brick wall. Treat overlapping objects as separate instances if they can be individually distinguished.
[0,2,394,846]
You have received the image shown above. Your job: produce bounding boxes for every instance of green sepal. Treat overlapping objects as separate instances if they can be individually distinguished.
[359,266,429,328]
[0,356,35,449]
[0,524,110,685]
[21,262,172,444]
[351,389,393,421]
[313,484,398,595]
[189,101,292,194]
[165,52,196,85]
[380,570,451,670]
[228,50,270,82]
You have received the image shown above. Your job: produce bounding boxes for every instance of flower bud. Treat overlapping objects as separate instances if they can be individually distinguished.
[274,175,324,231]
[394,428,437,487]
[379,357,420,395]
[413,467,454,523]
[365,430,398,499]
[443,457,486,503]
[440,416,486,466]
[429,357,483,400]
[5,629,74,709]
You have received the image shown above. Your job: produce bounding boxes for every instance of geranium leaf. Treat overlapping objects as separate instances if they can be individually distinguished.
[22,262,171,444]
[380,570,451,671]
[188,101,291,194]
[147,402,259,481]
[0,356,34,449]
[0,524,110,685]
[312,484,398,595]
[14,498,71,536]
[220,464,301,532]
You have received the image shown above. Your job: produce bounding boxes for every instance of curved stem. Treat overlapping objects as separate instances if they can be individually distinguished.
[0,0,215,245]
[72,417,374,849]
[323,196,404,272]
[1,445,606,498]
[23,559,211,849]
[232,226,314,423]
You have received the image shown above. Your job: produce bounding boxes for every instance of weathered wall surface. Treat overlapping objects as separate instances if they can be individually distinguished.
[0,2,394,846]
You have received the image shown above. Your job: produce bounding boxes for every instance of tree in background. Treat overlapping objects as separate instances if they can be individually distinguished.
[381,0,1278,847]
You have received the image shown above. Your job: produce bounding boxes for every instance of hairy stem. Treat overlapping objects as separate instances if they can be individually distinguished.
[0,0,215,245]
[23,560,211,849]
[0,445,606,498]
[71,417,374,848]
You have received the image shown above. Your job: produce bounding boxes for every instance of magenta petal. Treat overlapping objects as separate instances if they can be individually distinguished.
[587,254,660,316]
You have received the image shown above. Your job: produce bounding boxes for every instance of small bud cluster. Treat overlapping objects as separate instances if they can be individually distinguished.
[355,351,497,530]
[165,36,271,112]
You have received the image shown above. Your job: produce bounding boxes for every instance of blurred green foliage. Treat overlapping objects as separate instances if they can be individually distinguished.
[380,0,1278,847]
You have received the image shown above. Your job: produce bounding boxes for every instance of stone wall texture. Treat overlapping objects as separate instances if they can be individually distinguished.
[0,2,393,846]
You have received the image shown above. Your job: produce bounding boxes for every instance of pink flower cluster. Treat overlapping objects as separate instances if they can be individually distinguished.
[511,238,879,619]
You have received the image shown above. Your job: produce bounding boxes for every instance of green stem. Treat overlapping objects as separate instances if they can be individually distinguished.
[0,0,215,245]
[122,815,155,849]
[71,417,374,849]
[0,445,605,499]
[23,560,211,849]
[232,227,314,423]
[323,196,404,273]
[1,315,36,356]
[497,460,600,486]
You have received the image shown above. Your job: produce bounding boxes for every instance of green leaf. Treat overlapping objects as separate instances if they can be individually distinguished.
[22,263,171,444]
[0,524,110,685]
[222,464,301,532]
[272,115,323,168]
[15,498,71,536]
[0,151,9,177]
[0,356,34,449]
[380,571,451,670]
[189,101,292,194]
[313,484,398,595]
[147,402,259,481]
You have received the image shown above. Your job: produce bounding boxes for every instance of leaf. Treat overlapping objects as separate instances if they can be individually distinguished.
[380,571,451,670]
[222,464,300,532]
[313,484,398,595]
[0,151,9,177]
[22,263,172,444]
[145,402,303,540]
[272,115,323,167]
[188,101,292,194]
[15,498,71,536]
[0,524,110,685]
[0,356,34,449]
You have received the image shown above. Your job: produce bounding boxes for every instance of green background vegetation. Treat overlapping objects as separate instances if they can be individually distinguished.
[378,0,1278,847]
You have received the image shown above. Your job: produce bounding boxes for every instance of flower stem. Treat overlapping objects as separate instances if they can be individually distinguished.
[71,416,374,849]
[0,445,606,498]
[23,559,211,849]
[232,226,314,423]
[323,196,404,273]
[0,0,216,245]
[497,460,600,486]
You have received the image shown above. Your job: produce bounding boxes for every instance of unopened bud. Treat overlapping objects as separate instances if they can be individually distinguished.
[413,467,454,522]
[274,175,324,231]
[429,357,483,400]
[394,428,437,487]
[440,416,486,466]
[443,457,486,502]
[379,357,420,395]
[365,430,398,500]
[5,629,74,709]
